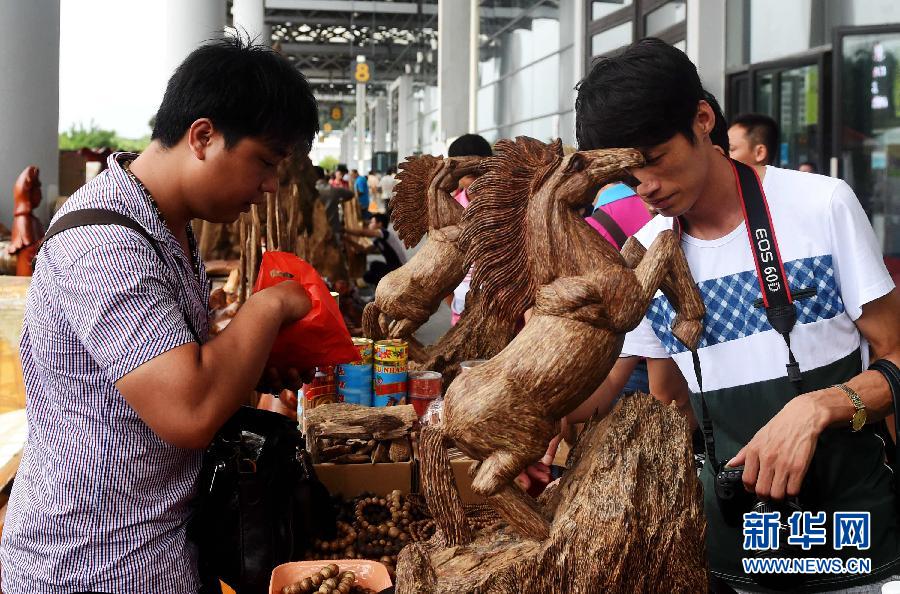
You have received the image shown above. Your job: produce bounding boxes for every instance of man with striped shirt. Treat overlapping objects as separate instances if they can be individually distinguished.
[1,39,319,593]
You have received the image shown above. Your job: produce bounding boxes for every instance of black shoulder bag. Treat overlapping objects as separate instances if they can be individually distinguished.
[40,209,336,594]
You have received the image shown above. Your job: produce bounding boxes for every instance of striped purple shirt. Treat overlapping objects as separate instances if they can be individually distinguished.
[0,153,210,594]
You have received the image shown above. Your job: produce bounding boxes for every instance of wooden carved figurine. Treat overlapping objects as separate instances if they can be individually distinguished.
[395,137,708,593]
[7,166,45,276]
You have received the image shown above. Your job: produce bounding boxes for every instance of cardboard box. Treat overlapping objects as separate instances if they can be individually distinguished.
[314,461,413,499]
[314,457,484,505]
[450,457,484,505]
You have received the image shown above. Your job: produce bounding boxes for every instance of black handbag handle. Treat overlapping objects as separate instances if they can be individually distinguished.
[870,359,900,467]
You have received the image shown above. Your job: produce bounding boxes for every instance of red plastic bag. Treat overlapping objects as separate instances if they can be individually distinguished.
[254,251,359,369]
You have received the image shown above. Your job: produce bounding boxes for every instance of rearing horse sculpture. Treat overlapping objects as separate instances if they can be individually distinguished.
[362,155,489,363]
[440,137,705,538]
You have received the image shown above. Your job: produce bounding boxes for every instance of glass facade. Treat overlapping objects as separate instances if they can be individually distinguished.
[591,21,632,55]
[592,0,632,21]
[726,1,900,267]
[839,31,900,260]
[645,1,686,37]
[585,0,687,63]
[727,0,900,68]
[477,0,576,144]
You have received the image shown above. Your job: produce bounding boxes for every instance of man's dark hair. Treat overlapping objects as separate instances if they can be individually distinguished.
[730,113,780,165]
[705,92,729,154]
[448,134,493,157]
[576,38,703,151]
[313,166,326,179]
[799,161,818,173]
[337,165,348,174]
[152,36,318,155]
[372,213,390,227]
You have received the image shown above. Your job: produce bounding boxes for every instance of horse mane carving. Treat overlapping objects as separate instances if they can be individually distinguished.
[461,136,564,322]
[390,155,463,248]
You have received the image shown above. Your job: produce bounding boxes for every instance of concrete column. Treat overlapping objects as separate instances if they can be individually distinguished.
[687,0,726,106]
[0,0,60,225]
[164,0,226,79]
[468,0,480,133]
[392,75,414,160]
[232,0,270,45]
[373,96,388,153]
[438,0,472,141]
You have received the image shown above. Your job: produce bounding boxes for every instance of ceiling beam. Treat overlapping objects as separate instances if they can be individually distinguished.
[266,13,434,28]
[280,41,402,57]
[265,1,437,15]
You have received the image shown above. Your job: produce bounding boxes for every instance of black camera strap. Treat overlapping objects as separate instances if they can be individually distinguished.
[731,159,802,391]
[675,159,801,471]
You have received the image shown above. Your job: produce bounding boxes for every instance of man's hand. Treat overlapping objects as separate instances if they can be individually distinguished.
[264,280,312,325]
[516,433,562,492]
[728,393,825,500]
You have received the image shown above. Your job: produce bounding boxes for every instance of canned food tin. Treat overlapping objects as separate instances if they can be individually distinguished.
[337,363,373,406]
[374,339,409,364]
[408,370,442,398]
[373,363,407,407]
[408,370,442,417]
[351,337,374,364]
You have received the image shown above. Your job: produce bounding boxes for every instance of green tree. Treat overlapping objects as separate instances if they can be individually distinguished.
[58,122,117,150]
[59,121,151,152]
[318,155,339,173]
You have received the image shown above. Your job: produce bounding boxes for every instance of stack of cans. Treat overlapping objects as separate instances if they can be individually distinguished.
[337,338,374,406]
[373,339,408,407]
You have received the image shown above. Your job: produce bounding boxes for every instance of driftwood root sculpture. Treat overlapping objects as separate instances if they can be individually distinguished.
[397,394,707,594]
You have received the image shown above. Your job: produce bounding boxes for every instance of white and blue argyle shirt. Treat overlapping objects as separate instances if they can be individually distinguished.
[622,166,894,395]
[0,153,210,594]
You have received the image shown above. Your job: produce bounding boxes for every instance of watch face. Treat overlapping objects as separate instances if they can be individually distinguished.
[852,410,867,432]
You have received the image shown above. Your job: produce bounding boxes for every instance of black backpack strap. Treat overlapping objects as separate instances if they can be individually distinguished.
[591,207,629,249]
[36,208,201,344]
[38,208,165,263]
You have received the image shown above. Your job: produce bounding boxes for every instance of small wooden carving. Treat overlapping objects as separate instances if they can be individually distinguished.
[362,155,517,381]
[363,155,478,341]
[397,394,707,593]
[7,166,44,276]
[305,403,417,464]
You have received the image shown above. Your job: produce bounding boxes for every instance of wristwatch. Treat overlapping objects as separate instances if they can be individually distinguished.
[834,383,867,431]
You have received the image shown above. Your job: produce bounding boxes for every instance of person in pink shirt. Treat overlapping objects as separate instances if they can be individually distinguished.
[446,134,493,325]
[585,183,652,250]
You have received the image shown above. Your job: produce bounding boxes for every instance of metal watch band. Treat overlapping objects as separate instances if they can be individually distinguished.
[833,383,865,430]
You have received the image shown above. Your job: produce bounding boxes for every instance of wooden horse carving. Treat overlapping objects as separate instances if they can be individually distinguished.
[395,137,707,593]
[7,166,44,276]
[445,136,704,529]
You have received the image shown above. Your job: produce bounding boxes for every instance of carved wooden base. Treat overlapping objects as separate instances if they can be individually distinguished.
[396,393,707,594]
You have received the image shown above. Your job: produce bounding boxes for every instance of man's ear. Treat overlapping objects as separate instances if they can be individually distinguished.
[187,118,216,160]
[754,143,768,165]
[694,100,715,139]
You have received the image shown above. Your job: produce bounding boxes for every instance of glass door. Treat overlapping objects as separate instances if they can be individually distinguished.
[728,56,826,170]
[835,27,900,270]
[779,64,820,169]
